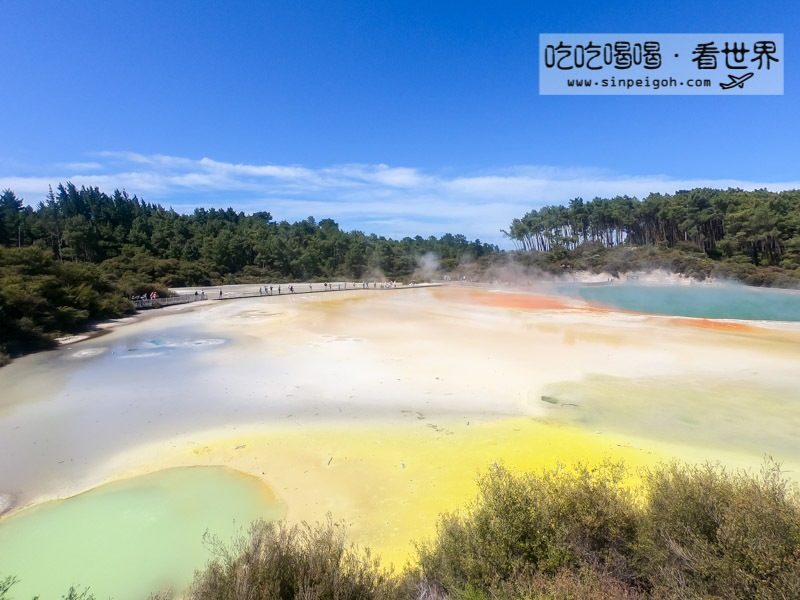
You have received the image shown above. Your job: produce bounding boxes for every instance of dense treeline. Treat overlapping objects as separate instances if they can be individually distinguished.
[496,241,800,287]
[6,460,796,599]
[0,184,496,283]
[0,247,133,363]
[506,188,800,271]
[0,183,496,363]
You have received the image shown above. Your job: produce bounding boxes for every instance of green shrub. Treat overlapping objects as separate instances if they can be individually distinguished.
[0,576,96,600]
[491,568,647,600]
[417,462,638,593]
[417,460,800,600]
[188,518,402,600]
[636,462,800,600]
[0,246,134,359]
[6,460,800,600]
[0,576,17,599]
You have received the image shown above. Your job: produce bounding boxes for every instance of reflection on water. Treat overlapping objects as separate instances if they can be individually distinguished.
[561,284,800,321]
[118,350,167,359]
[63,333,227,361]
[0,322,246,509]
[68,348,108,359]
[135,337,227,349]
[0,466,285,600]
[111,337,226,359]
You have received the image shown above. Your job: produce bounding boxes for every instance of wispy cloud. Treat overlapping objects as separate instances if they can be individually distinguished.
[2,152,800,247]
[60,161,104,171]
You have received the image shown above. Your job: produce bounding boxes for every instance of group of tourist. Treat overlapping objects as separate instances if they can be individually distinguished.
[206,281,408,301]
[132,291,159,301]
[249,281,400,295]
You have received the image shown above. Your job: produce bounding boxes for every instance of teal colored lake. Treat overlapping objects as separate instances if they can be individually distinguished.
[0,467,286,600]
[563,284,800,321]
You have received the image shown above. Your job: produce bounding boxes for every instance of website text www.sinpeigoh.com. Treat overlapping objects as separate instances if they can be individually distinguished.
[567,76,712,89]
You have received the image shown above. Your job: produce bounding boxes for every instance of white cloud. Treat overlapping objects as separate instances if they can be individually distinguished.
[2,152,800,248]
[60,161,104,171]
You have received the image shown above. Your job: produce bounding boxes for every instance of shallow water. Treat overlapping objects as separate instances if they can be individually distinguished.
[539,374,800,464]
[0,466,285,600]
[0,312,286,508]
[563,284,800,321]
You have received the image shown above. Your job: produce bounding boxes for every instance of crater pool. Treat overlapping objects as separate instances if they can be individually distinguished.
[0,466,285,600]
[562,283,800,321]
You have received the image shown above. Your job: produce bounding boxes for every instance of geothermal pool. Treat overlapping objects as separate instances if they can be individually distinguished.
[0,467,284,599]
[563,282,800,321]
[1,284,799,598]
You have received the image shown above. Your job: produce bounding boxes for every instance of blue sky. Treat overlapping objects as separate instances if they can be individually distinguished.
[1,0,798,247]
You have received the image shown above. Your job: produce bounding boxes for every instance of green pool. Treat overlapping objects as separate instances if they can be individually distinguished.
[0,466,285,600]
[563,284,800,321]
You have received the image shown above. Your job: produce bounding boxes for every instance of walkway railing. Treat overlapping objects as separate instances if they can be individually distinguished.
[134,283,444,310]
[132,294,206,310]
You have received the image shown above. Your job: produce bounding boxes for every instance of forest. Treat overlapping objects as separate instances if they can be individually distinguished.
[0,183,495,363]
[505,188,800,269]
[0,184,496,282]
[498,187,800,288]
[3,184,800,364]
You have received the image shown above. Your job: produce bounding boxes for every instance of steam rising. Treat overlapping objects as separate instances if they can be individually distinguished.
[414,253,441,281]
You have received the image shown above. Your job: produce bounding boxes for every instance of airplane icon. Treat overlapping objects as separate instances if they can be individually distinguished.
[720,72,755,90]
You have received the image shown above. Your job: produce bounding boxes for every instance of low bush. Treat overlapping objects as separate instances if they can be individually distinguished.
[636,462,800,599]
[0,576,96,600]
[418,460,800,600]
[187,518,403,600]
[417,462,640,595]
[5,460,799,599]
